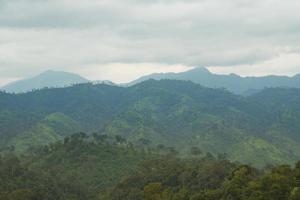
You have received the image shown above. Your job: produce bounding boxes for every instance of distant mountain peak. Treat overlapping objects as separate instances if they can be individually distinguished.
[1,70,89,93]
[129,67,300,94]
[188,66,211,73]
[43,69,56,73]
[38,69,80,76]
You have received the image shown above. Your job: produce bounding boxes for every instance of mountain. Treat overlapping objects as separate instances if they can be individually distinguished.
[1,80,300,167]
[1,70,89,93]
[129,67,300,94]
[7,112,82,152]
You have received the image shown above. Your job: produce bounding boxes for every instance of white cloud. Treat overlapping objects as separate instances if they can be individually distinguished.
[0,0,300,82]
[75,63,193,83]
[208,52,300,77]
[0,77,20,87]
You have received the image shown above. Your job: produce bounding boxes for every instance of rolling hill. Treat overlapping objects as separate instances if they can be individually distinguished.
[1,80,300,167]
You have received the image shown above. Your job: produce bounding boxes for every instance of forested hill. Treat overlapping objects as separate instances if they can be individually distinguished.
[1,80,300,166]
[1,134,300,200]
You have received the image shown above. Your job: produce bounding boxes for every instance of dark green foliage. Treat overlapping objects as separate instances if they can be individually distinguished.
[0,134,152,200]
[110,157,300,200]
[0,133,300,200]
[1,80,300,166]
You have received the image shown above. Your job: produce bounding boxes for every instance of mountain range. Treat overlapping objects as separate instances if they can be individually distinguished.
[1,79,300,167]
[129,67,300,94]
[1,67,300,96]
[1,70,89,93]
[3,67,300,94]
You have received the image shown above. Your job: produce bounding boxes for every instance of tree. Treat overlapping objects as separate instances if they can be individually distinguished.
[190,147,202,156]
[143,182,163,200]
[115,135,126,144]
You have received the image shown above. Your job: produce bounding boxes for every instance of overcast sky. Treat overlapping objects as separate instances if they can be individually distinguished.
[0,0,300,85]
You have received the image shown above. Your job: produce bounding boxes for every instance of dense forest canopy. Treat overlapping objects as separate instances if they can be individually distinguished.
[1,80,300,167]
[0,133,300,200]
[1,80,300,199]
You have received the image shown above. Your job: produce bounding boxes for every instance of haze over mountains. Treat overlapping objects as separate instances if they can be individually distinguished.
[3,67,300,94]
[1,70,89,93]
[130,67,300,94]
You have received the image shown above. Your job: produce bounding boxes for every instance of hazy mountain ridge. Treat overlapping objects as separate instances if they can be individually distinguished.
[1,70,89,93]
[130,67,300,94]
[3,68,300,94]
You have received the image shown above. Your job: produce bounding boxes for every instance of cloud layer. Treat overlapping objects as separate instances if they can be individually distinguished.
[0,0,300,84]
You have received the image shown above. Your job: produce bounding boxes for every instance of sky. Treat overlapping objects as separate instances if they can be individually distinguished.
[0,0,300,86]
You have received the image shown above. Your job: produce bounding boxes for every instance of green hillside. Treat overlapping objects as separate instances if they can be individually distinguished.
[7,113,82,152]
[0,135,153,200]
[1,136,300,200]
[1,80,300,166]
